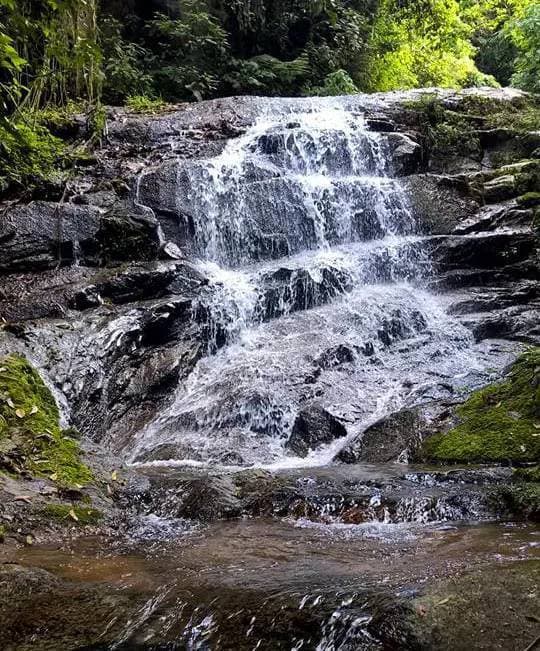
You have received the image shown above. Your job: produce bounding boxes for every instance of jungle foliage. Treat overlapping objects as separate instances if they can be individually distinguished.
[0,0,538,194]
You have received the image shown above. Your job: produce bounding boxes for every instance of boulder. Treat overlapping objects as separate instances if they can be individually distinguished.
[483,174,516,202]
[286,404,347,457]
[315,344,356,369]
[384,132,422,176]
[97,207,161,263]
[70,263,181,308]
[337,408,425,463]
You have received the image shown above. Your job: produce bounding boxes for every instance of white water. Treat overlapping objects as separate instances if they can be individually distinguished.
[128,101,507,467]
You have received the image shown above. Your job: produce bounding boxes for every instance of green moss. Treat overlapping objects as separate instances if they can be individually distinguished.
[403,94,540,166]
[513,465,540,483]
[404,95,481,159]
[458,95,540,133]
[27,101,84,133]
[0,118,67,194]
[125,95,166,114]
[0,355,93,486]
[493,483,540,521]
[42,503,103,525]
[517,192,540,208]
[421,348,540,464]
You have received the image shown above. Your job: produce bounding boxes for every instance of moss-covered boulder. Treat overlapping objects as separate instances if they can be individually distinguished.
[41,504,103,525]
[403,92,540,172]
[420,348,540,464]
[0,354,92,485]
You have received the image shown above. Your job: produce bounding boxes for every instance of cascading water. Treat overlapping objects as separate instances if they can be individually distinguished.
[128,100,497,467]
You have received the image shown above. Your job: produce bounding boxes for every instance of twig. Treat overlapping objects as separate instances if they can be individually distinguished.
[523,635,540,651]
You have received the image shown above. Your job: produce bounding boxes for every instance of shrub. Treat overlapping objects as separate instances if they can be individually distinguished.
[0,118,66,194]
[307,69,359,96]
[125,95,166,114]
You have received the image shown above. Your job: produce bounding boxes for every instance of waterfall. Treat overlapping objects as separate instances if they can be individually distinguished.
[128,100,484,467]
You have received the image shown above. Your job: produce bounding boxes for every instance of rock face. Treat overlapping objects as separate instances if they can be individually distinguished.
[0,87,538,466]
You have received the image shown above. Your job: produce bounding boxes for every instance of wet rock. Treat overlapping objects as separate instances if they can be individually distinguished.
[431,233,537,270]
[483,174,516,202]
[517,191,540,208]
[286,404,347,457]
[315,344,356,369]
[465,305,540,344]
[72,189,117,209]
[385,132,422,176]
[368,596,429,651]
[258,266,353,321]
[453,201,534,234]
[0,201,101,272]
[337,408,425,464]
[97,207,161,263]
[71,263,181,308]
[447,282,540,315]
[377,309,427,347]
[366,113,396,132]
[401,174,480,234]
[0,563,137,651]
[71,284,103,310]
[413,561,540,650]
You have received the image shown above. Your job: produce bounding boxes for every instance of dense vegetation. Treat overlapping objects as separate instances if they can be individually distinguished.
[0,0,538,194]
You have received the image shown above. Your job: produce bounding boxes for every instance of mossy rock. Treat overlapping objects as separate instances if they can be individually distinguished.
[0,355,92,485]
[513,464,540,483]
[493,483,540,521]
[41,504,103,525]
[517,192,540,208]
[457,94,540,133]
[421,348,540,464]
[404,93,540,167]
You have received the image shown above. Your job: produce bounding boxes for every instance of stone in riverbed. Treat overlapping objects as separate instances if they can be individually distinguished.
[286,403,347,457]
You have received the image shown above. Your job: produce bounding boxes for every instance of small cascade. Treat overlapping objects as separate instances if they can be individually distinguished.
[177,106,414,266]
[128,99,496,467]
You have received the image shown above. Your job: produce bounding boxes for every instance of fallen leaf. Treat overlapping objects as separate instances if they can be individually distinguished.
[25,535,33,546]
[68,509,79,522]
[111,470,118,481]
[6,398,15,408]
[437,597,451,606]
[75,483,83,489]
[30,405,39,415]
[49,472,58,481]
[14,495,32,504]
[15,409,25,419]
